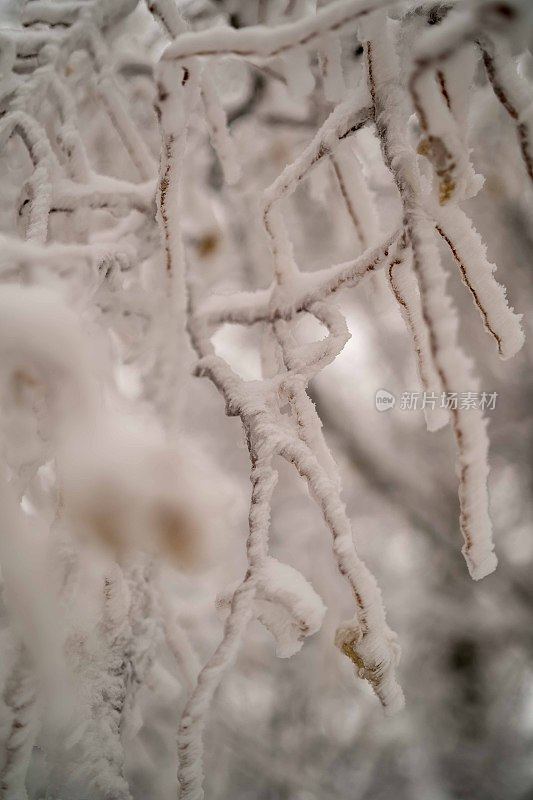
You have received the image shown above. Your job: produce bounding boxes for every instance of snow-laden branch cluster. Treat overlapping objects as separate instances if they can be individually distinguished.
[0,0,530,798]
[150,1,528,797]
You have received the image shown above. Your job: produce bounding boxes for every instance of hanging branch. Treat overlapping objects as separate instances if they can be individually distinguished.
[480,33,533,184]
[387,236,449,432]
[409,0,533,195]
[363,12,499,580]
[435,204,524,359]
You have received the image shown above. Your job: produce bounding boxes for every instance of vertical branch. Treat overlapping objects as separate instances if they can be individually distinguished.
[387,237,449,432]
[47,71,91,182]
[435,204,524,359]
[154,59,201,424]
[331,142,379,250]
[96,74,156,182]
[364,14,497,579]
[480,34,533,184]
[0,648,36,800]
[86,567,134,800]
[148,0,241,186]
[318,32,346,102]
[0,113,55,244]
[277,432,404,713]
[331,154,367,249]
[407,7,481,204]
[177,455,277,800]
[200,73,241,186]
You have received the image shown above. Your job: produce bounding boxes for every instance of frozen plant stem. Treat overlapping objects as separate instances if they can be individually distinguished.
[364,13,498,580]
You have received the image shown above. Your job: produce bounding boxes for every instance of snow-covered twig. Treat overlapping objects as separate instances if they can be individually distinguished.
[409,0,533,195]
[387,235,449,432]
[160,0,393,64]
[435,204,524,359]
[363,12,498,579]
[480,33,533,184]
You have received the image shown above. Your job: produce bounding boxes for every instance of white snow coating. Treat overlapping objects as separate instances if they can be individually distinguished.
[217,556,327,659]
